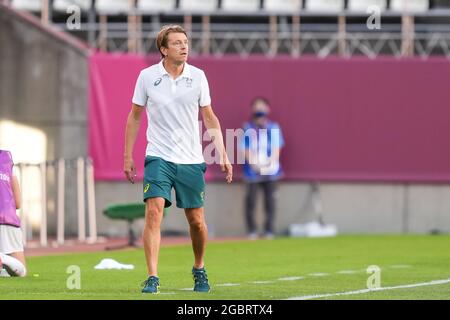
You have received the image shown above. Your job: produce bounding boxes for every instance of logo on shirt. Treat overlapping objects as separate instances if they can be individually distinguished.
[154,78,162,86]
[0,172,10,182]
[186,78,193,88]
[200,191,205,201]
[144,183,150,193]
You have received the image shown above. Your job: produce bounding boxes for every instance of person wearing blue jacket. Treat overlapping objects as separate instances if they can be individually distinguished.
[241,97,285,239]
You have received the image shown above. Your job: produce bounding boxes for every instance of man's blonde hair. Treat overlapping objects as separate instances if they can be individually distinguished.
[156,25,187,58]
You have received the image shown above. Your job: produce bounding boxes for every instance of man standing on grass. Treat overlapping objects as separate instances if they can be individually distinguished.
[124,25,233,294]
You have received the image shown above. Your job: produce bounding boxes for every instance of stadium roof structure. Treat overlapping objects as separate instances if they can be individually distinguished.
[3,0,450,58]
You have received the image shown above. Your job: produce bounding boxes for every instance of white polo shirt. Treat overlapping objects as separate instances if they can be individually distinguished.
[132,60,211,164]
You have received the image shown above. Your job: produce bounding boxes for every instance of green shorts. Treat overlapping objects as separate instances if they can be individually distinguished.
[143,156,207,209]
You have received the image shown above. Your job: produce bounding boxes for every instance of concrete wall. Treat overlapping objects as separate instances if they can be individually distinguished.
[94,181,450,238]
[0,5,89,234]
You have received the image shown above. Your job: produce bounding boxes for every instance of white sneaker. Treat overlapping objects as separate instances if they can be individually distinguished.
[247,233,258,240]
[264,233,274,240]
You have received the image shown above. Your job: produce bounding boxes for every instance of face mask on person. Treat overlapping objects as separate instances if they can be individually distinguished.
[253,111,268,118]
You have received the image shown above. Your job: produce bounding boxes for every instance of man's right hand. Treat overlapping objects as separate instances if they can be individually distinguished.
[124,157,137,184]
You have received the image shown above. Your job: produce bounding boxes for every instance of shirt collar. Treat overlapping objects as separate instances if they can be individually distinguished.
[158,60,192,79]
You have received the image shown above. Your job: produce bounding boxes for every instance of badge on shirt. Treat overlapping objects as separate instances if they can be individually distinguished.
[186,78,193,88]
[154,78,162,86]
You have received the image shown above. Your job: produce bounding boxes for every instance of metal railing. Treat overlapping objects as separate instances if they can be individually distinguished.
[52,21,450,58]
[5,0,450,57]
[15,157,97,247]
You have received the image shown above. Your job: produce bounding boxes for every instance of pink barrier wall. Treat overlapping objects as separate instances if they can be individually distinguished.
[89,54,450,182]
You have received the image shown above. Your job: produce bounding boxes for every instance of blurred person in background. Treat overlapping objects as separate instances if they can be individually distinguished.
[0,150,27,277]
[241,98,285,240]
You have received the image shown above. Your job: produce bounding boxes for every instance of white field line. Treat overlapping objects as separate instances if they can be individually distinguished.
[179,265,414,291]
[389,265,412,269]
[287,278,450,300]
[278,276,304,281]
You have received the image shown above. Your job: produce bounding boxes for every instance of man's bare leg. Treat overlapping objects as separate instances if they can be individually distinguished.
[185,207,208,269]
[143,197,165,276]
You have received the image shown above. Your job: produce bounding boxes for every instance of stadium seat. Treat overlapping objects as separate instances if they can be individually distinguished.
[390,0,429,13]
[103,203,168,250]
[264,0,302,13]
[304,0,344,12]
[53,0,92,12]
[432,0,450,9]
[96,0,132,14]
[137,0,176,13]
[179,0,218,12]
[221,0,260,12]
[347,0,387,12]
[103,203,145,250]
[11,0,41,12]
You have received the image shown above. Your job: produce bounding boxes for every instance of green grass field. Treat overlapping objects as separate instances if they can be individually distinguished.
[1,235,450,300]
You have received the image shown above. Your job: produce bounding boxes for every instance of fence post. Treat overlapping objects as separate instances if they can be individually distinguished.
[17,163,27,246]
[57,158,65,245]
[77,157,86,242]
[86,158,97,243]
[40,162,48,247]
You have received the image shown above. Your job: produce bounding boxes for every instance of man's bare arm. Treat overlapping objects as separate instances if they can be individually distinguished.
[200,105,233,183]
[124,103,145,183]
